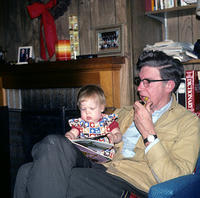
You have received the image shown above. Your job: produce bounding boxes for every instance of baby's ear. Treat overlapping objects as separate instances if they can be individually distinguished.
[101,105,105,112]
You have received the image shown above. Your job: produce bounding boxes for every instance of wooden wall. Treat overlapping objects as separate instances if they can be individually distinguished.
[167,8,200,71]
[0,0,135,106]
[1,0,199,104]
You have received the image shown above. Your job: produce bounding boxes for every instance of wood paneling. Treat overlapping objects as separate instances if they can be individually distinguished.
[165,7,200,71]
[79,0,92,55]
[0,0,134,105]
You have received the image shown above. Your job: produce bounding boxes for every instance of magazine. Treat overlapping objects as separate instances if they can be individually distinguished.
[71,138,114,163]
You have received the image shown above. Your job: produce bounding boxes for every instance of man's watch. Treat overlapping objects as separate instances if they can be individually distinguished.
[143,134,158,144]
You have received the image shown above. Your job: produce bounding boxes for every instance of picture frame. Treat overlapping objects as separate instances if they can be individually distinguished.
[95,25,123,56]
[17,46,33,64]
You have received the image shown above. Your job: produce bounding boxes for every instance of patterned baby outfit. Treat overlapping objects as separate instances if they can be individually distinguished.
[68,113,119,159]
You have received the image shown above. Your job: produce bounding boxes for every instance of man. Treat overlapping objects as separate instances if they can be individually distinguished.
[14,50,200,198]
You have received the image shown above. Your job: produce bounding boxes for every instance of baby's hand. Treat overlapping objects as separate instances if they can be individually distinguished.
[65,132,74,140]
[106,133,114,144]
[106,128,122,144]
[65,128,79,140]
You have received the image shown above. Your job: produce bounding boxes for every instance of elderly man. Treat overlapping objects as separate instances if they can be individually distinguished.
[14,50,200,198]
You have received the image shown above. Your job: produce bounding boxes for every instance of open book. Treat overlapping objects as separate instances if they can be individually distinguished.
[72,138,114,163]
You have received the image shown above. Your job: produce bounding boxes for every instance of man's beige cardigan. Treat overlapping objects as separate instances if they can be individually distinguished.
[106,95,200,192]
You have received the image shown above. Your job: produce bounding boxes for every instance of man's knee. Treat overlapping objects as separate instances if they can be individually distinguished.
[14,162,33,198]
[41,134,65,144]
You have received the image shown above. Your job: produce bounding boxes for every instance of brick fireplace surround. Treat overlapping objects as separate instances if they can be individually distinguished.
[0,56,125,197]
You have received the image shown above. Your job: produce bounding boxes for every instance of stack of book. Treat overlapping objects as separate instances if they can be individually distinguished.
[144,40,198,62]
[145,0,193,12]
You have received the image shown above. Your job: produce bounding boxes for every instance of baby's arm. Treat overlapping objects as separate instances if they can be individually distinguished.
[107,127,122,144]
[65,128,79,140]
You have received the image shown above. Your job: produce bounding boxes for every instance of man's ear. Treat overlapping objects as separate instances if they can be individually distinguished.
[166,80,175,92]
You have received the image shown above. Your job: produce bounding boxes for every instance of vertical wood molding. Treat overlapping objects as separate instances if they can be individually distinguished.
[112,70,120,107]
[0,77,6,106]
[99,71,114,107]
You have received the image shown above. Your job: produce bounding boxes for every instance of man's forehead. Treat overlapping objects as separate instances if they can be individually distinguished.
[139,66,160,77]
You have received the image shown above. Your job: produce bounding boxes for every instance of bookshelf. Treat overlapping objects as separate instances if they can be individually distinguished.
[145,2,200,69]
[145,4,197,40]
[145,4,197,15]
[183,59,200,65]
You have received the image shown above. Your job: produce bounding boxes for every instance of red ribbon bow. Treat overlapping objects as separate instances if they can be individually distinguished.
[27,0,58,60]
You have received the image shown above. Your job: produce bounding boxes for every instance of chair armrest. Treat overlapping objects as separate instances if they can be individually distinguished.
[148,174,200,198]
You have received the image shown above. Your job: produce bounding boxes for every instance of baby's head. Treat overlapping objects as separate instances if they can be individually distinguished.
[77,85,106,123]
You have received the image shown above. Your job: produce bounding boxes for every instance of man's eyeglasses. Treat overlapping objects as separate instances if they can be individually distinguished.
[134,77,170,88]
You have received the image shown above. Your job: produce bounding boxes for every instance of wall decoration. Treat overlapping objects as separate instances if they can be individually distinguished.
[27,0,71,60]
[29,0,71,20]
[69,15,80,59]
[95,25,123,56]
[17,46,33,64]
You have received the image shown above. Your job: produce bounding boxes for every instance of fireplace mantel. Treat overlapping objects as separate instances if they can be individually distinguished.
[0,56,125,108]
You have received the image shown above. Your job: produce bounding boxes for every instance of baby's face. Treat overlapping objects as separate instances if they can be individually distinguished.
[79,96,104,123]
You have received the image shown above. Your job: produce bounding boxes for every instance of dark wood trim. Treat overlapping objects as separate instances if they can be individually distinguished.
[0,56,124,89]
[0,56,124,74]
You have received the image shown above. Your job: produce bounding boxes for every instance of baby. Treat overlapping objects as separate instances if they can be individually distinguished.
[65,84,122,145]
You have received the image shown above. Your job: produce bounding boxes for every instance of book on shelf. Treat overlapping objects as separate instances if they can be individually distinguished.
[185,70,200,113]
[146,0,193,12]
[176,78,186,107]
[145,0,153,11]
[71,138,114,163]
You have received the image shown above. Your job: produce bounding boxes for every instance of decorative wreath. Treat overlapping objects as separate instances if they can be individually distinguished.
[29,0,71,20]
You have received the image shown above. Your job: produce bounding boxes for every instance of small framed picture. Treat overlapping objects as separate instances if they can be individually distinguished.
[95,25,123,56]
[17,46,33,64]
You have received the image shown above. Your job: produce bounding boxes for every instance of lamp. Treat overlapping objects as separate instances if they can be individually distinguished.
[55,40,71,61]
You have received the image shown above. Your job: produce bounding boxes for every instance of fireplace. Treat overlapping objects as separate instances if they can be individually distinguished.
[1,56,125,161]
[0,56,125,197]
[20,88,81,161]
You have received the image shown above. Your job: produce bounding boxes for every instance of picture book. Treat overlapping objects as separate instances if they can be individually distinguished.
[71,138,114,163]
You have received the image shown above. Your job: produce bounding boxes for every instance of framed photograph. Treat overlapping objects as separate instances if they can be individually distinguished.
[17,46,33,64]
[95,25,123,56]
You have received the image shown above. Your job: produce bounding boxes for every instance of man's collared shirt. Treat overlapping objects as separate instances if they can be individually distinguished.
[121,97,172,158]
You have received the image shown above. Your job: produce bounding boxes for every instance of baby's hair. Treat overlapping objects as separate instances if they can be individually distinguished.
[77,85,106,108]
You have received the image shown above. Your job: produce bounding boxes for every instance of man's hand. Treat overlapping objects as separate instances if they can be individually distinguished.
[133,99,156,142]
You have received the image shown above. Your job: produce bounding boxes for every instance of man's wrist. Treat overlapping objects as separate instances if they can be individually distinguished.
[143,134,158,144]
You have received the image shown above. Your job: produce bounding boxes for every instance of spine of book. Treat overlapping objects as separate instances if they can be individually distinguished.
[169,0,175,8]
[151,0,155,10]
[155,0,158,10]
[174,0,178,7]
[145,0,152,11]
[185,70,200,112]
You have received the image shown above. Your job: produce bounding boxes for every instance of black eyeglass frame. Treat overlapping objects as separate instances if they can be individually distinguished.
[134,77,170,87]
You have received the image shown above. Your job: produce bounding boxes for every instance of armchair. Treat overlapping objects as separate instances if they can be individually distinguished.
[148,155,200,198]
